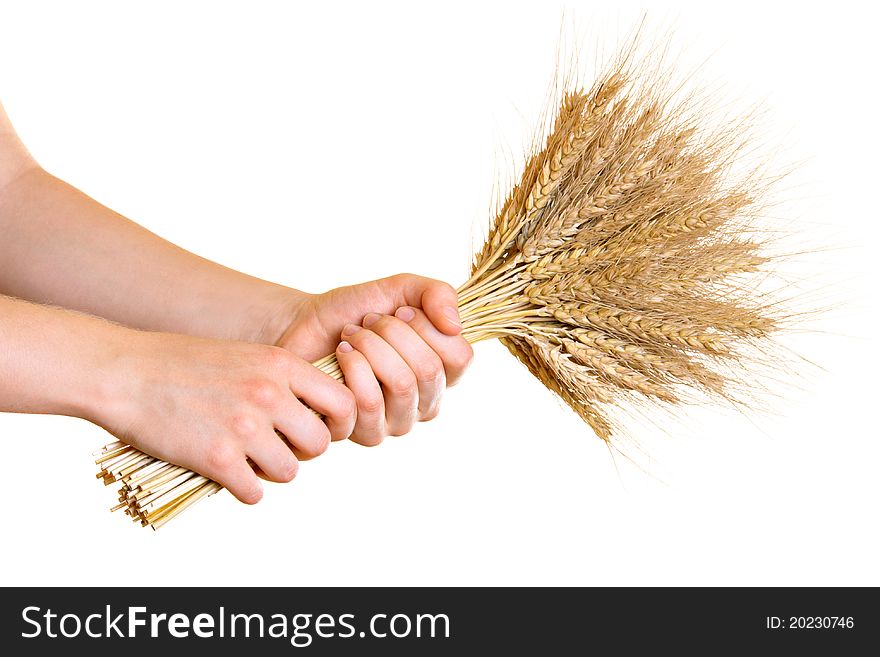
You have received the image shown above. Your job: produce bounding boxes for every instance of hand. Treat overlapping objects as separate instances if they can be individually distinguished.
[97,331,356,504]
[272,274,473,445]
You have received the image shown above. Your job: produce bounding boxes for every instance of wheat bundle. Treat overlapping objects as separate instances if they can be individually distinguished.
[96,39,788,529]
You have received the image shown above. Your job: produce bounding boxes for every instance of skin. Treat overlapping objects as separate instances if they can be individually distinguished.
[0,101,472,504]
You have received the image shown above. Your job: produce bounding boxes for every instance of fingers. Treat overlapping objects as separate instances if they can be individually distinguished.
[420,281,462,336]
[245,430,299,482]
[336,341,386,446]
[333,303,474,446]
[203,446,264,505]
[362,312,445,420]
[274,349,356,441]
[392,306,473,386]
[272,396,332,461]
[380,274,462,336]
[341,323,418,436]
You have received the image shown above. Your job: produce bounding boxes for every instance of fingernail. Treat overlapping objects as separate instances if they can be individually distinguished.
[395,306,416,322]
[443,305,461,327]
[362,313,381,328]
[342,324,361,337]
[338,341,353,353]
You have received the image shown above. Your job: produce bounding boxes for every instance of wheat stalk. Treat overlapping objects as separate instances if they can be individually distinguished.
[96,37,790,529]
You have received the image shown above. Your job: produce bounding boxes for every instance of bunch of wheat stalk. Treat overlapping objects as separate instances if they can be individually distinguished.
[96,43,784,529]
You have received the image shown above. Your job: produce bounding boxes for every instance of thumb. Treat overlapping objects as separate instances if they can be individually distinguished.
[383,274,462,336]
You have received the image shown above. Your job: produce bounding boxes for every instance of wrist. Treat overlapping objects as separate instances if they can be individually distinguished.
[243,284,312,346]
[76,322,147,431]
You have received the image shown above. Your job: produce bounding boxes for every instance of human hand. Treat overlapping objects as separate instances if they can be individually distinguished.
[270,274,473,445]
[95,331,356,504]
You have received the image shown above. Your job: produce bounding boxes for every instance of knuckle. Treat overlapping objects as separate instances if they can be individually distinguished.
[301,423,331,458]
[388,372,417,398]
[358,392,384,415]
[335,388,357,420]
[420,405,440,422]
[328,405,356,443]
[263,346,292,371]
[436,280,456,296]
[449,342,475,374]
[230,413,259,439]
[245,379,280,407]
[414,357,445,386]
[206,442,239,473]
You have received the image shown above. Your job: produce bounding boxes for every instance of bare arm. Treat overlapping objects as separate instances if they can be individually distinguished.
[0,101,299,342]
[0,294,120,420]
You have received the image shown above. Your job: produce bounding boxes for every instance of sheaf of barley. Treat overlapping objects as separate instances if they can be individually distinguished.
[95,37,787,528]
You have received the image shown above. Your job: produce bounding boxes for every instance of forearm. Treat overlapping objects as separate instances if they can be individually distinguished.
[0,166,305,342]
[0,294,126,422]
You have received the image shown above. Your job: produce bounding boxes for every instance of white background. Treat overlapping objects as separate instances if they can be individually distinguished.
[0,1,877,586]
